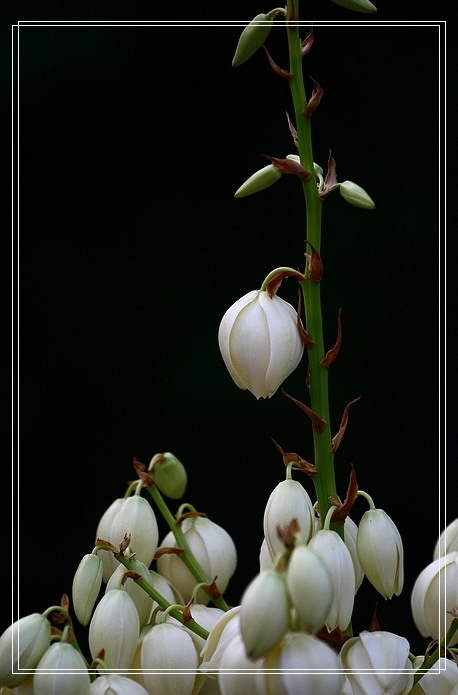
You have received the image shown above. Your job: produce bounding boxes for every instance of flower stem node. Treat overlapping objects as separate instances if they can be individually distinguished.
[218,290,304,399]
[33,642,91,695]
[240,569,290,659]
[285,544,334,634]
[339,180,376,209]
[232,10,284,67]
[71,552,103,626]
[149,451,188,499]
[0,613,51,689]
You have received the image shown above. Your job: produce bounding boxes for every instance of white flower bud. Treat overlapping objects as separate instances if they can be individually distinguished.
[356,507,404,599]
[331,0,377,13]
[88,588,140,669]
[90,673,149,694]
[339,180,375,208]
[263,478,315,562]
[259,538,274,571]
[259,631,345,695]
[217,633,263,695]
[307,528,355,632]
[239,569,290,659]
[72,552,103,626]
[95,498,125,582]
[340,630,414,695]
[344,516,364,591]
[218,290,304,399]
[234,164,282,198]
[434,518,458,559]
[200,606,241,675]
[0,613,51,688]
[156,516,237,604]
[33,642,91,695]
[410,551,458,646]
[106,561,153,627]
[140,621,199,695]
[109,495,159,569]
[408,657,458,695]
[285,544,333,634]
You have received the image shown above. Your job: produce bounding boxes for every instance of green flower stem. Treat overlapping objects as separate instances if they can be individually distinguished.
[285,0,339,530]
[413,618,458,683]
[146,485,231,611]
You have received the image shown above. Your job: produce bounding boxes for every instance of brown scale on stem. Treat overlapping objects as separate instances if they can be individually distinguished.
[282,389,327,433]
[321,308,342,368]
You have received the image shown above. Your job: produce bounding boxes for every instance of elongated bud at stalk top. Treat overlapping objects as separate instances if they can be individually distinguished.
[285,544,333,634]
[330,0,377,13]
[72,552,103,626]
[239,569,290,659]
[33,642,91,695]
[0,614,51,689]
[150,452,187,499]
[339,180,375,208]
[234,164,282,198]
[232,14,274,67]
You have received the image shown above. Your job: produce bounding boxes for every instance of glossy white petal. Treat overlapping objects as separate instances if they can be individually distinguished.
[356,508,404,599]
[90,673,149,695]
[140,621,199,695]
[240,570,290,659]
[285,544,333,634]
[109,495,159,569]
[434,519,458,559]
[88,588,140,669]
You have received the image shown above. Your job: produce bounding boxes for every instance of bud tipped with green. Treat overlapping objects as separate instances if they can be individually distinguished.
[150,452,187,499]
[234,163,282,198]
[330,0,377,13]
[72,552,103,626]
[339,180,375,208]
[232,13,276,67]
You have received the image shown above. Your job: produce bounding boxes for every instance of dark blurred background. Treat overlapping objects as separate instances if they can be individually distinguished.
[5,0,450,660]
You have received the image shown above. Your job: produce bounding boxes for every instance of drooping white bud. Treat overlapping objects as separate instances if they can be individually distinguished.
[0,613,51,689]
[88,588,140,669]
[285,543,333,634]
[72,552,104,626]
[356,507,404,599]
[263,478,315,562]
[33,642,91,695]
[108,495,159,569]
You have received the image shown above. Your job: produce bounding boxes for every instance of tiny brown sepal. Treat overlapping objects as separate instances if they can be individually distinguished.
[303,76,323,117]
[296,290,315,349]
[331,397,361,454]
[206,577,222,601]
[263,45,293,80]
[282,390,327,433]
[263,154,312,181]
[316,625,349,648]
[319,151,338,200]
[265,268,305,298]
[368,603,381,631]
[183,598,195,623]
[286,111,299,150]
[132,457,155,487]
[122,571,141,586]
[330,465,359,523]
[300,28,314,57]
[271,438,317,477]
[321,308,342,368]
[176,510,208,525]
[277,518,301,550]
[304,241,323,283]
[154,546,184,559]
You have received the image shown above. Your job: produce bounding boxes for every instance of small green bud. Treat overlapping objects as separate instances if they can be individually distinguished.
[232,13,273,67]
[234,163,282,198]
[330,0,377,13]
[339,180,375,209]
[151,451,187,498]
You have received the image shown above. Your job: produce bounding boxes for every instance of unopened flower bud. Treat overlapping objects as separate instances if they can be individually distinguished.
[232,13,274,67]
[234,164,282,198]
[434,518,458,559]
[331,0,377,13]
[285,544,333,634]
[339,180,375,208]
[408,657,458,695]
[33,642,91,695]
[88,588,140,669]
[109,494,159,569]
[239,569,290,659]
[95,497,125,582]
[344,516,364,591]
[140,621,199,695]
[356,507,404,599]
[0,614,51,689]
[263,478,315,562]
[150,452,187,499]
[72,552,103,626]
[90,674,149,694]
[410,551,458,646]
[218,290,304,399]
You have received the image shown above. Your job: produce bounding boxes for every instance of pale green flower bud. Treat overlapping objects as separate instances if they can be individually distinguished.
[339,180,375,208]
[240,569,290,659]
[150,451,187,499]
[434,518,458,559]
[263,478,315,562]
[232,14,274,67]
[90,673,149,694]
[259,631,345,695]
[408,657,458,695]
[88,588,140,669]
[234,164,282,198]
[410,551,458,646]
[356,508,404,599]
[140,621,199,695]
[33,642,91,695]
[156,516,237,605]
[285,544,333,634]
[331,0,377,13]
[72,552,103,626]
[108,495,159,569]
[307,529,355,632]
[218,290,304,399]
[0,613,51,688]
[340,630,414,695]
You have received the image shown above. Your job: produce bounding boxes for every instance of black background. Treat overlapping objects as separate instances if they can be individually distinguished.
[4,0,452,661]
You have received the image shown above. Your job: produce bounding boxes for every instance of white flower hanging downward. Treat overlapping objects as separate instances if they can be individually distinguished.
[218,269,305,399]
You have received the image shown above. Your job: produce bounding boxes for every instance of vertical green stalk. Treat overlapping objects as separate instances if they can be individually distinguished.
[285,0,339,530]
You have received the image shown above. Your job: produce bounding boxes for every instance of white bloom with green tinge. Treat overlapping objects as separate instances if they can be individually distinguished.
[218,290,304,399]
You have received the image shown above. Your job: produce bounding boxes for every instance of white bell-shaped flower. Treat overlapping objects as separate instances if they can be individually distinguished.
[285,543,333,634]
[33,641,91,695]
[217,632,263,695]
[108,494,159,569]
[356,507,404,599]
[434,519,458,559]
[410,551,458,646]
[0,613,51,689]
[263,478,315,562]
[307,528,355,632]
[90,673,149,694]
[340,630,414,695]
[240,569,290,659]
[88,588,140,669]
[258,631,345,695]
[72,552,104,626]
[218,289,304,399]
[156,516,237,604]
